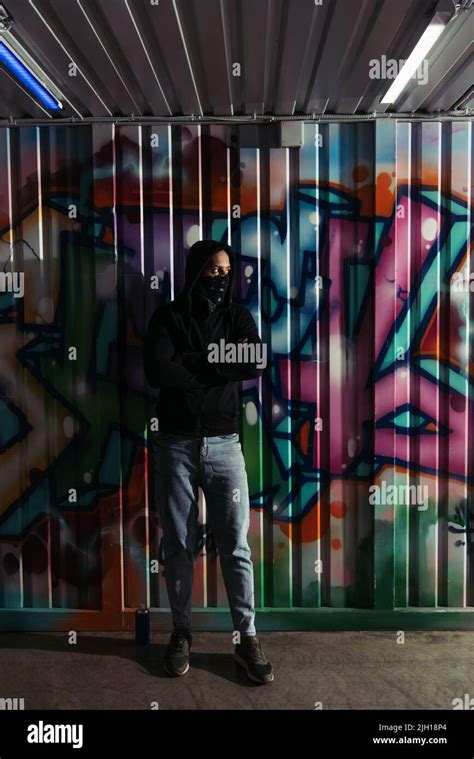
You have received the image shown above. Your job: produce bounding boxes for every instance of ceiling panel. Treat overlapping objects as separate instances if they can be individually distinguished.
[0,67,48,118]
[0,0,471,122]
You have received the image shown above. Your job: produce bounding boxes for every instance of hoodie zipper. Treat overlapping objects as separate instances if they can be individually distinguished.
[188,264,207,437]
[188,262,229,437]
[197,313,211,436]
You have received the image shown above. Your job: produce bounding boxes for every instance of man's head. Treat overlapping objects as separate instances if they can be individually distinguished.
[183,240,234,312]
[193,250,232,308]
[200,250,231,278]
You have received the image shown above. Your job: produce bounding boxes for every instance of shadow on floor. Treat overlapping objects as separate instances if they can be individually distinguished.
[0,632,261,687]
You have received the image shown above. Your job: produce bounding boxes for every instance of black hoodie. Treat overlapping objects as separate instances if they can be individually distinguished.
[144,240,265,436]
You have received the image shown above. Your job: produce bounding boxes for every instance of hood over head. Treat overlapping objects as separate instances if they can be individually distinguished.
[182,239,235,308]
[180,239,235,349]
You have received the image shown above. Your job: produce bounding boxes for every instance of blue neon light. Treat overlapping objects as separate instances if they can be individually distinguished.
[0,41,62,111]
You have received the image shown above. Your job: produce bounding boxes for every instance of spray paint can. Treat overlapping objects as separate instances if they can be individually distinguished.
[135,604,150,646]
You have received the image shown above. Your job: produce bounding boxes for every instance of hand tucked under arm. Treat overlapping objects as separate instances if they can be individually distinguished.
[144,309,226,389]
[200,307,267,382]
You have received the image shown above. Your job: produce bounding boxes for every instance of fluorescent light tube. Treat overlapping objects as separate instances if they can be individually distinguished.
[380,16,448,104]
[0,40,63,110]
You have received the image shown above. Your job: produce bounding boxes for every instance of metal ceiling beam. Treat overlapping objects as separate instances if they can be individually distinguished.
[0,110,471,126]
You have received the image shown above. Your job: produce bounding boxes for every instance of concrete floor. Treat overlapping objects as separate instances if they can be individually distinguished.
[0,631,472,710]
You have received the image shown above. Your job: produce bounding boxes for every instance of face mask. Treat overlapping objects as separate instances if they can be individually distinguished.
[193,274,230,306]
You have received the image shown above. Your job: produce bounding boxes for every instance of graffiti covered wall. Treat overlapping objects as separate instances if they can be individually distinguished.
[0,120,472,630]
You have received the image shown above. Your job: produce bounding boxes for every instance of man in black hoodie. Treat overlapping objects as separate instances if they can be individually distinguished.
[144,239,273,684]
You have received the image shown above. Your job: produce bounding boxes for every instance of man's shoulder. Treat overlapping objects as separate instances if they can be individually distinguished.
[229,302,257,323]
[229,301,250,317]
[150,296,187,319]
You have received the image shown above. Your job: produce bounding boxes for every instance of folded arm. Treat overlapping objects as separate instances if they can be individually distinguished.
[185,305,267,382]
[144,306,226,389]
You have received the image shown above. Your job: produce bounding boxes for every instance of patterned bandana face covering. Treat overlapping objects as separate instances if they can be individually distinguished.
[193,273,230,306]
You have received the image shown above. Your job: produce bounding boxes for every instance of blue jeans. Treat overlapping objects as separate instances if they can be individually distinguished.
[151,432,256,637]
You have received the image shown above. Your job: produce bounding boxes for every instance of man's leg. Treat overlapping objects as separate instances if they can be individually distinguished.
[200,433,256,637]
[151,433,200,631]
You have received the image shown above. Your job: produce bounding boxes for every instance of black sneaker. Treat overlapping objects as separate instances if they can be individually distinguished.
[234,635,274,684]
[163,628,192,676]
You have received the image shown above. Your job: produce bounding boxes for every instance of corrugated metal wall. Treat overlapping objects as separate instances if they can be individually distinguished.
[0,120,472,631]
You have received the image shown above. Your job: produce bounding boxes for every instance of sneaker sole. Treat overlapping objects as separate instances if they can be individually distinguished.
[163,661,190,677]
[234,652,274,684]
